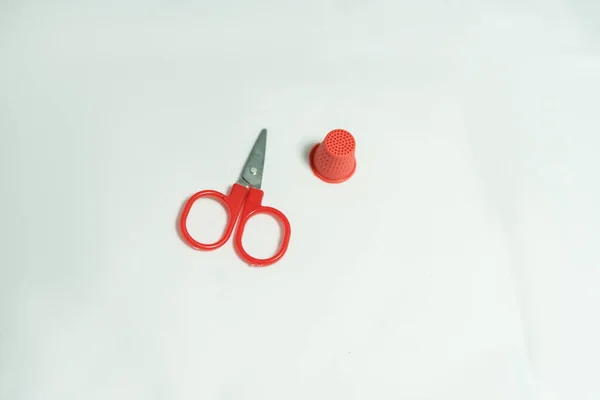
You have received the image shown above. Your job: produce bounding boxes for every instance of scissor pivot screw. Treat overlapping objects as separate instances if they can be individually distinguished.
[250,167,258,175]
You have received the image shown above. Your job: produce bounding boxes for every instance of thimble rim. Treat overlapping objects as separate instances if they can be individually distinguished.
[309,143,356,184]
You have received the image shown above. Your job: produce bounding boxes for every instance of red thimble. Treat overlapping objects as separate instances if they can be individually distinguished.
[309,129,356,183]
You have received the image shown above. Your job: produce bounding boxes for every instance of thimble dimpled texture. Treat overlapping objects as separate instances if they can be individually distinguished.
[312,129,356,182]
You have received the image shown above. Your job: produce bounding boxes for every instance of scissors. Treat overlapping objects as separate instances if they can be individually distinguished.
[179,129,291,267]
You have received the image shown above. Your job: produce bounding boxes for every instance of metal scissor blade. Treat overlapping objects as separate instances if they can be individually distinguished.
[237,129,267,189]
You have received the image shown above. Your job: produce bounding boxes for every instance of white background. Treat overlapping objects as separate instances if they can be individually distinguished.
[1,1,598,399]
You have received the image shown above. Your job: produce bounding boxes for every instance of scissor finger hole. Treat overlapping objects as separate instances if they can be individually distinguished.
[241,213,284,260]
[185,197,229,244]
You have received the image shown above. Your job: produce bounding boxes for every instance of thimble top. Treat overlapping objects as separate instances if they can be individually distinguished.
[322,129,356,157]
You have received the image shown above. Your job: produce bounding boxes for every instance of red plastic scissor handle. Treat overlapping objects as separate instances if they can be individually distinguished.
[234,187,291,267]
[179,184,247,251]
[179,184,291,267]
